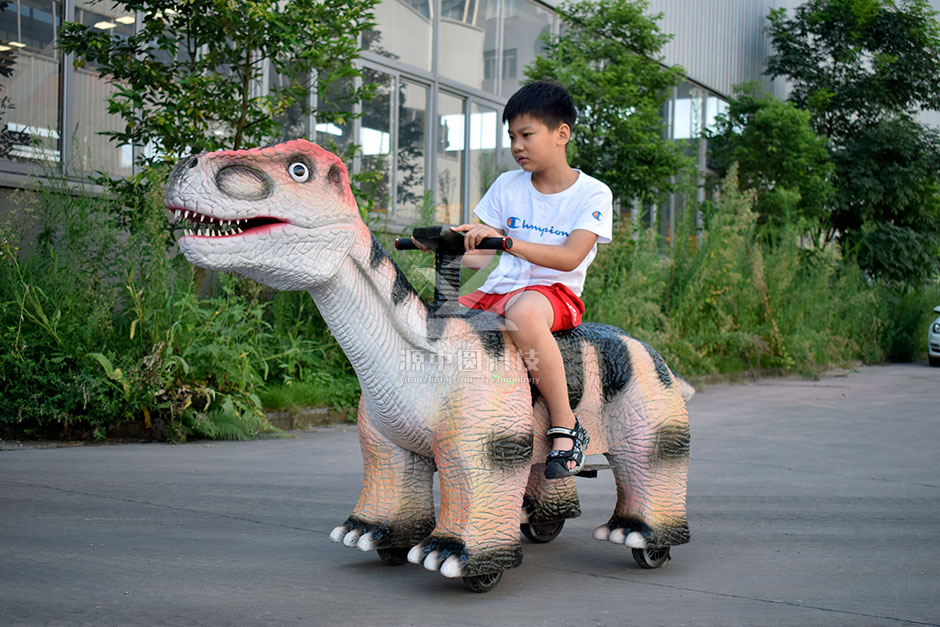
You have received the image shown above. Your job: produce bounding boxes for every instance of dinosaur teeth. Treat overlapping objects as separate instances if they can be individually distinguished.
[184,211,190,220]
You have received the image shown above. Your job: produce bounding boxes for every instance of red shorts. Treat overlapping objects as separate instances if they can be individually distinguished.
[458,283,585,332]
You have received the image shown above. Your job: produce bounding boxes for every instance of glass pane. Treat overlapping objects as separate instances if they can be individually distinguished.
[501,0,552,97]
[314,77,356,157]
[672,83,703,140]
[271,68,310,144]
[360,68,393,214]
[0,0,62,165]
[365,0,432,72]
[436,92,465,224]
[469,102,500,214]
[439,0,499,94]
[705,95,729,133]
[396,79,427,221]
[70,2,136,175]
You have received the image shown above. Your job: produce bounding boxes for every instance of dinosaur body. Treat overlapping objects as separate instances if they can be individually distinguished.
[165,139,690,580]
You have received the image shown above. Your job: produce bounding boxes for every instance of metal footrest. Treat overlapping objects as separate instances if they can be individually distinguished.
[577,463,611,478]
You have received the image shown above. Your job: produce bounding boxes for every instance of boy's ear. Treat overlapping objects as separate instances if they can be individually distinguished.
[556,122,572,145]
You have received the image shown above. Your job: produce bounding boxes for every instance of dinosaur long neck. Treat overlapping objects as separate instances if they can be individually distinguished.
[307,221,434,404]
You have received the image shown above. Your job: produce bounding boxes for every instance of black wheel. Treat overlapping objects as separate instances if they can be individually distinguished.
[632,546,670,569]
[463,570,503,593]
[520,519,565,543]
[377,547,410,566]
[929,355,940,367]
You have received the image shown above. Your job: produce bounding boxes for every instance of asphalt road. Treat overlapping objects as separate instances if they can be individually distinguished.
[1,363,938,627]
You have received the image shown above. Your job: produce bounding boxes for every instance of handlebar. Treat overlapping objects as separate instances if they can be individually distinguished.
[394,225,512,254]
[392,226,511,312]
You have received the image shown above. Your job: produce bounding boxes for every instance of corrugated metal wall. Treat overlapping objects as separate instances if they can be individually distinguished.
[537,0,805,98]
[648,0,801,98]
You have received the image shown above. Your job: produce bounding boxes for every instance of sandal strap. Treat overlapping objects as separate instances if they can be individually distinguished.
[547,426,577,439]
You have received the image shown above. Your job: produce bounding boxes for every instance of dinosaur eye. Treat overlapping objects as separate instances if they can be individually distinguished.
[288,162,310,183]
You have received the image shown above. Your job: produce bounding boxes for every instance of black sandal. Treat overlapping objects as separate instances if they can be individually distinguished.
[544,417,590,479]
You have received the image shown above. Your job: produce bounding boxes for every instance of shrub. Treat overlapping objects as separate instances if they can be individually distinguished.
[581,167,935,378]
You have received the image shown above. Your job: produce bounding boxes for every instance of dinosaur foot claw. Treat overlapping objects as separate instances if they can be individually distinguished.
[407,539,468,578]
[593,517,653,549]
[407,535,523,578]
[331,516,435,553]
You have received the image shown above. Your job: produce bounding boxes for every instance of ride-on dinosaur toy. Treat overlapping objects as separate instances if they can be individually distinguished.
[165,139,691,593]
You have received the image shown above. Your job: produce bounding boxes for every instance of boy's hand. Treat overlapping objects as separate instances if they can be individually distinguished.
[409,236,432,254]
[451,223,504,251]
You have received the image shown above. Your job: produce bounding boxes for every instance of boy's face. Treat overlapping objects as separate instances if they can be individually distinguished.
[506,114,570,173]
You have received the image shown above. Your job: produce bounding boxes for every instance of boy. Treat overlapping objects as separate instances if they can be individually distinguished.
[454,81,613,479]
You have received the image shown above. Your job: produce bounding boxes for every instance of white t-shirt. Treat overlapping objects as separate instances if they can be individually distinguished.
[473,169,613,297]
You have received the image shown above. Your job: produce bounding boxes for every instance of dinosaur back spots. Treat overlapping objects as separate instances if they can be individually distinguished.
[589,325,635,402]
[369,234,385,270]
[641,340,674,388]
[651,422,691,462]
[485,432,534,470]
[427,309,505,361]
[392,264,415,306]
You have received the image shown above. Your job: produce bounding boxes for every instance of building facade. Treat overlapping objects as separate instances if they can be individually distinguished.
[0,0,829,232]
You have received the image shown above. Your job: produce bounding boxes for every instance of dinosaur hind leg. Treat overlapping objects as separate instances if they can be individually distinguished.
[597,344,691,550]
[523,466,580,525]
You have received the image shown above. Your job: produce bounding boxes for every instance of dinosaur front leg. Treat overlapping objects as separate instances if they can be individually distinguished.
[330,398,435,551]
[407,393,533,578]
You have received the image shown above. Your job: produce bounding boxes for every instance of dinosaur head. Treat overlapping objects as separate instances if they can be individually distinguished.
[165,139,361,290]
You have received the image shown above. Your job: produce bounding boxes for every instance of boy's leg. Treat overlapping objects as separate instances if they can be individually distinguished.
[504,291,579,469]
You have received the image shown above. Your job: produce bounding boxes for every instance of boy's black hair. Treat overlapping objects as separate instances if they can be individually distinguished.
[502,81,577,130]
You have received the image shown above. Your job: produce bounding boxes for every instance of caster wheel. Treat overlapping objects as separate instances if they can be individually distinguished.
[377,547,410,566]
[520,519,565,543]
[463,570,504,593]
[632,546,671,569]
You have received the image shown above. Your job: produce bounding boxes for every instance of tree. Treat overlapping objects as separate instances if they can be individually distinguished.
[58,0,377,226]
[525,0,693,204]
[833,117,940,283]
[767,0,940,139]
[767,0,940,282]
[707,83,834,240]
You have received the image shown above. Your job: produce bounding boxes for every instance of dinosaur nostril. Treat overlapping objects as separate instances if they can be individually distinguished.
[188,156,198,169]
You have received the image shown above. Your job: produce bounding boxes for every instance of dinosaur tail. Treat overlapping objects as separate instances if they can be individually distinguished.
[671,370,695,402]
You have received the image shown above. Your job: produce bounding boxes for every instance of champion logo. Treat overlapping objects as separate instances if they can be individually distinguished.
[592,211,603,221]
[505,216,570,238]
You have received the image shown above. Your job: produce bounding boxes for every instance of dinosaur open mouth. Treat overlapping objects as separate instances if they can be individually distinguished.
[169,208,286,238]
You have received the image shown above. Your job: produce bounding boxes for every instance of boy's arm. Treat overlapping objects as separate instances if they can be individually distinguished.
[507,230,598,272]
[453,224,597,272]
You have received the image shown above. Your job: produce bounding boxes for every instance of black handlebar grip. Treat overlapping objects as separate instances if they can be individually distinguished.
[394,236,512,252]
[475,237,513,251]
[394,237,420,250]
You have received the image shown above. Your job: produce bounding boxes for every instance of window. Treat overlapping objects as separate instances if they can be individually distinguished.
[436,92,465,223]
[396,79,428,219]
[365,0,432,72]
[468,102,500,212]
[439,0,499,94]
[360,68,393,212]
[500,0,551,96]
[0,0,62,165]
